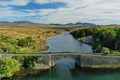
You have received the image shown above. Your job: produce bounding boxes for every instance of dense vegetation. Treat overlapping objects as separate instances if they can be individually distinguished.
[0,56,41,79]
[0,58,20,78]
[0,35,35,53]
[14,56,39,69]
[0,26,62,78]
[70,26,120,55]
[0,26,61,78]
[0,26,61,53]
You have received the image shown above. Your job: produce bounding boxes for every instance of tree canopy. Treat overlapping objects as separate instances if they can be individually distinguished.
[0,58,20,78]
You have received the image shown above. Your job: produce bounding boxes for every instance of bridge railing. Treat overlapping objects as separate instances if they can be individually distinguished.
[0,52,106,58]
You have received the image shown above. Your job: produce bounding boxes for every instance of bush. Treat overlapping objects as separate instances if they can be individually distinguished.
[0,48,4,53]
[0,58,20,78]
[111,51,120,55]
[17,36,35,47]
[14,56,39,69]
[8,44,20,53]
[102,47,110,55]
[94,44,102,53]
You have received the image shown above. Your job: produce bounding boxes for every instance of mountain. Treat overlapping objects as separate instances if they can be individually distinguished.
[13,21,39,26]
[75,22,96,26]
[0,21,11,25]
[0,20,52,27]
[0,21,38,25]
[51,22,96,27]
[0,21,96,27]
[14,21,34,23]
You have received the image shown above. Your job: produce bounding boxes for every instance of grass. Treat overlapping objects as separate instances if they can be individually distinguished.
[0,26,61,53]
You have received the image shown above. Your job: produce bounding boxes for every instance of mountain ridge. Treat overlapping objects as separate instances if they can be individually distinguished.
[0,20,97,27]
[50,22,96,27]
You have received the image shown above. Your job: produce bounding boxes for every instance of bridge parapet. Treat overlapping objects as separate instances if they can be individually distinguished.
[38,53,120,68]
[2,53,120,68]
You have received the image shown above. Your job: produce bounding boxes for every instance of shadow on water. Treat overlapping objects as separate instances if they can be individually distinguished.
[19,58,76,80]
[54,58,75,80]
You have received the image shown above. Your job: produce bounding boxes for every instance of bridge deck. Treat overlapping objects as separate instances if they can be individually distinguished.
[0,52,120,58]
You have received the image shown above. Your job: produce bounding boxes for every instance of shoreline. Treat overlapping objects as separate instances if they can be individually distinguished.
[3,64,51,80]
[39,30,63,52]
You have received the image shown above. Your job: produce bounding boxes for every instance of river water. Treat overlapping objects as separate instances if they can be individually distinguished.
[19,31,120,80]
[42,31,92,53]
[22,68,120,80]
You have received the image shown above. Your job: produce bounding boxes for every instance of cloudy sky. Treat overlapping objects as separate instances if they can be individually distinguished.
[0,0,120,24]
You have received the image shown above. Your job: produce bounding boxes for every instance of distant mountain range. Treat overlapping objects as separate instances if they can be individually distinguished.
[0,21,38,25]
[50,22,96,27]
[0,21,53,27]
[0,20,96,27]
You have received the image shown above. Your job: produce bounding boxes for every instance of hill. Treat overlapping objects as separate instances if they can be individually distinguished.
[50,22,96,27]
[0,21,53,27]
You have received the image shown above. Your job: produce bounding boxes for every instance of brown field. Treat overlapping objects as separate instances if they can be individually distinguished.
[0,26,61,53]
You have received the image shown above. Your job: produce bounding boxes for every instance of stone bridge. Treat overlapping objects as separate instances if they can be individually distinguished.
[38,53,120,68]
[1,53,120,68]
[38,53,82,67]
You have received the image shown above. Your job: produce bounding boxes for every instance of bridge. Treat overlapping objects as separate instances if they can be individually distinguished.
[1,52,120,68]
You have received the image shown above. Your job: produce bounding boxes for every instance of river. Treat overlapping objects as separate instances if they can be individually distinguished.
[15,31,120,80]
[41,31,92,53]
[21,68,120,80]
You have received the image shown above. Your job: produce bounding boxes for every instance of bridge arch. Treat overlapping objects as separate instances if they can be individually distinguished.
[38,53,81,67]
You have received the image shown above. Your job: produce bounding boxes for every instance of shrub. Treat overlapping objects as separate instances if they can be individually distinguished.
[102,47,110,55]
[0,48,4,53]
[0,58,20,78]
[17,36,35,47]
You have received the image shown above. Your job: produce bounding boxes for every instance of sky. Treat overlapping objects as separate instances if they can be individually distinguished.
[0,0,120,25]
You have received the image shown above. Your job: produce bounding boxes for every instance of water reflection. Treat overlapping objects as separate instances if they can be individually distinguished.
[55,66,73,80]
[20,67,120,80]
[53,58,75,80]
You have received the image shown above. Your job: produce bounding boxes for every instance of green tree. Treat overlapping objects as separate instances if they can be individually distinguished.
[17,36,35,47]
[0,58,20,78]
[14,56,39,69]
[102,47,110,55]
[115,29,120,50]
[81,30,86,37]
[0,48,4,53]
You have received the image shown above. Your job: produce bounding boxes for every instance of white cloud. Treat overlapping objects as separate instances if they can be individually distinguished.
[1,0,120,24]
[34,0,51,4]
[34,0,120,24]
[0,0,31,6]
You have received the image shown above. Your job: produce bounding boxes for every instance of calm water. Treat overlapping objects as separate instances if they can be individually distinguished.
[21,68,120,80]
[17,31,120,80]
[42,31,92,53]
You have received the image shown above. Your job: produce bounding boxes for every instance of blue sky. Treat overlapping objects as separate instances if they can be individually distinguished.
[0,0,120,24]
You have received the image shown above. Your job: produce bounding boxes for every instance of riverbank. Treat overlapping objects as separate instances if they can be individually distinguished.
[2,64,51,80]
[69,26,120,55]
